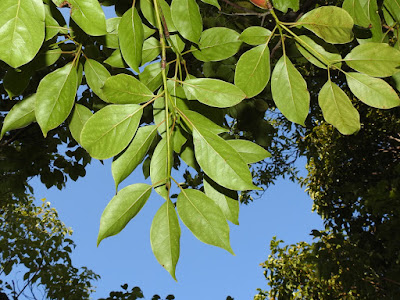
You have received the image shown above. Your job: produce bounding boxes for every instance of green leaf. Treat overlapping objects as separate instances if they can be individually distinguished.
[84,59,111,102]
[384,0,400,23]
[4,68,33,98]
[172,126,187,153]
[158,0,177,32]
[153,94,168,138]
[105,17,121,49]
[150,138,172,200]
[180,109,228,134]
[192,27,242,62]
[80,104,143,159]
[150,199,181,280]
[342,0,371,27]
[1,94,36,140]
[239,26,272,45]
[171,0,202,43]
[271,55,310,125]
[168,34,185,53]
[297,6,354,44]
[35,63,78,137]
[318,80,360,135]
[31,46,62,70]
[68,0,107,36]
[345,72,400,109]
[226,139,271,164]
[182,78,246,108]
[203,178,239,225]
[143,23,156,39]
[234,44,270,98]
[44,3,62,41]
[0,0,45,68]
[139,62,165,92]
[112,125,158,190]
[177,189,234,254]
[119,8,144,73]
[142,37,161,65]
[97,183,152,245]
[200,0,220,9]
[104,49,128,68]
[102,74,154,104]
[273,0,299,13]
[141,0,177,31]
[295,35,342,69]
[193,127,258,191]
[69,104,93,144]
[344,43,400,77]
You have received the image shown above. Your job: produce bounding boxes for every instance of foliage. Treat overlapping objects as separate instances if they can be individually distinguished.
[0,196,99,299]
[1,0,400,280]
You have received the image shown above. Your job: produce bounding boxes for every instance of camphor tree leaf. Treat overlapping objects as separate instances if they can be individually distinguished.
[102,74,154,104]
[0,0,45,68]
[345,72,400,109]
[342,0,371,27]
[112,125,158,190]
[119,8,144,73]
[384,0,400,23]
[344,43,400,77]
[35,62,78,137]
[142,37,161,65]
[105,17,121,49]
[69,104,93,144]
[67,0,107,36]
[44,3,62,41]
[141,0,177,31]
[203,177,239,225]
[171,0,202,43]
[192,27,242,62]
[80,104,143,159]
[150,199,181,280]
[4,68,33,98]
[192,127,259,191]
[97,183,152,245]
[84,59,111,102]
[295,35,342,69]
[271,55,310,125]
[234,43,270,98]
[139,62,164,92]
[318,80,360,135]
[1,94,36,140]
[104,49,128,68]
[177,189,234,254]
[226,139,271,164]
[179,109,228,134]
[200,0,220,9]
[273,0,299,13]
[239,26,272,46]
[150,138,173,200]
[297,6,354,44]
[182,78,246,108]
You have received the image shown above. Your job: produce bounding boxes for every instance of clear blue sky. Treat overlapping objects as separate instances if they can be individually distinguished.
[30,5,323,300]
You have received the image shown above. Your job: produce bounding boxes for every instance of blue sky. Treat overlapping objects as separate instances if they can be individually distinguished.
[29,4,323,299]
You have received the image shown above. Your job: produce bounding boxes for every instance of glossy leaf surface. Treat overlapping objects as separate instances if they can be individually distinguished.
[68,0,107,36]
[171,0,202,43]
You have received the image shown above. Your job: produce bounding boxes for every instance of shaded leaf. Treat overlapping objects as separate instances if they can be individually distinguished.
[84,59,111,102]
[239,26,272,45]
[226,139,271,164]
[273,0,299,13]
[142,37,161,65]
[150,138,172,200]
[69,104,93,144]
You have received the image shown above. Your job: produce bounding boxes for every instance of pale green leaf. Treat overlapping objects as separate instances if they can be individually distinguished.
[192,28,242,62]
[139,62,164,92]
[200,0,220,9]
[69,104,93,144]
[384,0,400,23]
[105,17,121,49]
[182,78,246,108]
[179,109,228,134]
[298,6,354,44]
[0,0,45,68]
[193,127,259,191]
[119,8,144,73]
[112,125,158,189]
[234,44,270,98]
[158,0,177,32]
[171,0,202,43]
[35,63,78,137]
[150,199,181,280]
[104,49,128,68]
[80,104,143,159]
[142,37,161,65]
[226,139,271,164]
[342,0,371,27]
[84,59,111,102]
[344,43,400,77]
[239,26,272,45]
[1,94,36,140]
[68,0,107,36]
[153,95,168,138]
[271,55,310,125]
[318,80,360,135]
[97,183,152,245]
[346,72,400,109]
[177,189,234,253]
[203,178,239,225]
[150,138,172,200]
[172,126,187,153]
[295,35,342,69]
[143,23,156,39]
[168,34,185,53]
[44,3,61,40]
[140,0,177,31]
[102,74,154,104]
[273,0,299,13]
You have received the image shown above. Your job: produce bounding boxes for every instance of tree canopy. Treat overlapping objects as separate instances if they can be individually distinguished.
[1,0,400,290]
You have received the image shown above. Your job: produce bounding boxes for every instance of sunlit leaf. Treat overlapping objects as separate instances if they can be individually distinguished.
[69,104,93,144]
[67,0,107,36]
[226,139,271,164]
[150,138,173,200]
[84,59,111,102]
[239,26,272,45]
[171,0,202,43]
